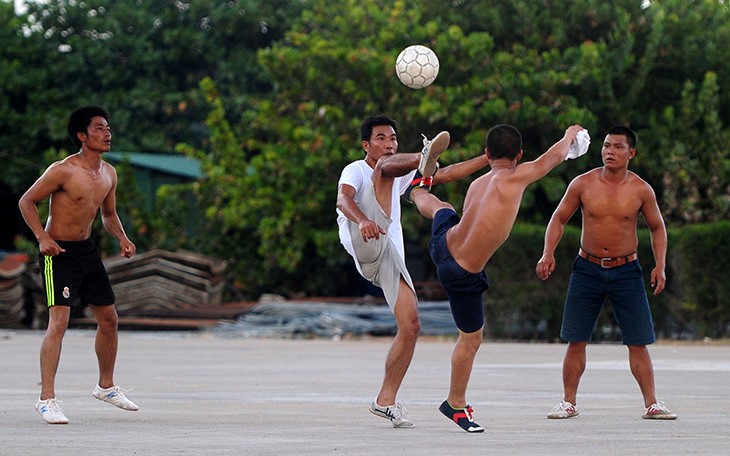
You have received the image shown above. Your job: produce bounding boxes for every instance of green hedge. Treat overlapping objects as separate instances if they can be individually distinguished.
[483,222,730,341]
[671,221,730,338]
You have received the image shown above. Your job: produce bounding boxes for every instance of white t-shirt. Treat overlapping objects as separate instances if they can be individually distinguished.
[336,160,416,272]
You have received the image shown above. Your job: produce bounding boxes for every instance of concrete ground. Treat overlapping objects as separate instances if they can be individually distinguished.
[1,329,729,455]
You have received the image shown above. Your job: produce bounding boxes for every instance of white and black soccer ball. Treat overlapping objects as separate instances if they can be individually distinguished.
[395,45,440,89]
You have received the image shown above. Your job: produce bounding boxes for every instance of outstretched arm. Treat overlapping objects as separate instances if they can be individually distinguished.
[432,153,490,185]
[517,125,584,185]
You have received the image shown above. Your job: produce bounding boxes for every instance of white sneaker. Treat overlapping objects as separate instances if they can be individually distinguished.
[418,131,450,178]
[36,398,69,424]
[642,401,678,420]
[93,385,139,411]
[547,400,580,419]
[369,401,415,428]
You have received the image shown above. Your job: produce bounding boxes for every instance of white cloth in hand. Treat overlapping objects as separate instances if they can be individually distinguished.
[566,129,590,160]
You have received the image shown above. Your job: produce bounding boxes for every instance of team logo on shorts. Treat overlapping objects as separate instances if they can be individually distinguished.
[62,287,70,299]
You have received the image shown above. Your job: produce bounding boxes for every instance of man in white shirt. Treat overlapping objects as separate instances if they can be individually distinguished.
[336,116,488,428]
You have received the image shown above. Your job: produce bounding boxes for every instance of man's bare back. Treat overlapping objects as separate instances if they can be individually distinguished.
[445,125,584,273]
[447,167,529,272]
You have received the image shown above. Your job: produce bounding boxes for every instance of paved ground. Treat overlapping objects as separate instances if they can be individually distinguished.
[1,329,729,455]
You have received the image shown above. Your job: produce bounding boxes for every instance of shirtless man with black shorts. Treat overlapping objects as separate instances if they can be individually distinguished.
[409,124,586,432]
[19,106,139,424]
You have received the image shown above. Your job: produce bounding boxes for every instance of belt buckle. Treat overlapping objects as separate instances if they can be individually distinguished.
[600,257,611,268]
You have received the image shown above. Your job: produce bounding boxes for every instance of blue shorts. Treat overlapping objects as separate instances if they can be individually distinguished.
[429,209,490,333]
[560,256,655,345]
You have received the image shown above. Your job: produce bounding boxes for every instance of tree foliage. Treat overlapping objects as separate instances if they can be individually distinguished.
[174,0,729,297]
[0,0,65,190]
[2,0,729,299]
[1,0,301,192]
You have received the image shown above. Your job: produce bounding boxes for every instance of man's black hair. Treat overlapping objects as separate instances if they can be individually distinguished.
[67,106,110,149]
[605,125,637,149]
[486,124,522,160]
[360,116,398,143]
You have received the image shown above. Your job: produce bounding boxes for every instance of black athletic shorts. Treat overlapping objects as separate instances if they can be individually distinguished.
[38,239,115,307]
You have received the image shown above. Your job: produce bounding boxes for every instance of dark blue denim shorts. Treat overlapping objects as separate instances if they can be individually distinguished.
[560,256,655,345]
[429,208,490,333]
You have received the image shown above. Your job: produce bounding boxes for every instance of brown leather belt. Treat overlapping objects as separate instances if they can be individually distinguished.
[579,248,638,268]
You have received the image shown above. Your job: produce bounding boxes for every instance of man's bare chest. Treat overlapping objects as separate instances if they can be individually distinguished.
[581,187,641,220]
[61,173,112,207]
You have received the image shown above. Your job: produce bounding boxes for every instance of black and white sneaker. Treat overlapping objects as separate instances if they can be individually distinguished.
[369,401,415,428]
[439,400,484,433]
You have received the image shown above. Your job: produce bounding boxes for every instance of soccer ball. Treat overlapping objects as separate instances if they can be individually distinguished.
[395,45,439,89]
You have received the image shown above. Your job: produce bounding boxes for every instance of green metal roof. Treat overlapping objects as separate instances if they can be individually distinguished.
[105,151,202,179]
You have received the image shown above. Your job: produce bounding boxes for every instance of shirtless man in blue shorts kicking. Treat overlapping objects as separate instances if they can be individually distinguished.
[409,124,586,432]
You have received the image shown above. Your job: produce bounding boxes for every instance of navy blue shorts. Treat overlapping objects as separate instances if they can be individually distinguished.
[38,239,115,307]
[560,256,655,345]
[429,208,490,333]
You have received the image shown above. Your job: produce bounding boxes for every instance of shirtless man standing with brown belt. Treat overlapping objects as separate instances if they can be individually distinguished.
[536,125,678,421]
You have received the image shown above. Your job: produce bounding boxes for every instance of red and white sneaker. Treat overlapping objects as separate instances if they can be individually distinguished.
[547,400,580,419]
[642,401,678,420]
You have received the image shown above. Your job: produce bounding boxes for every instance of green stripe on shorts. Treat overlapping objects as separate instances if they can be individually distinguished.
[44,255,55,307]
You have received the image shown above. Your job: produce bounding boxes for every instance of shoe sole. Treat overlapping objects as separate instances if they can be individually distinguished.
[547,412,579,419]
[36,410,69,424]
[391,421,415,428]
[419,131,450,177]
[369,406,388,420]
[93,394,139,411]
[642,414,678,420]
[43,418,69,424]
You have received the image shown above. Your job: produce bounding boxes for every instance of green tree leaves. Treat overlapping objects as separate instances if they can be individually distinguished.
[3,0,729,299]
